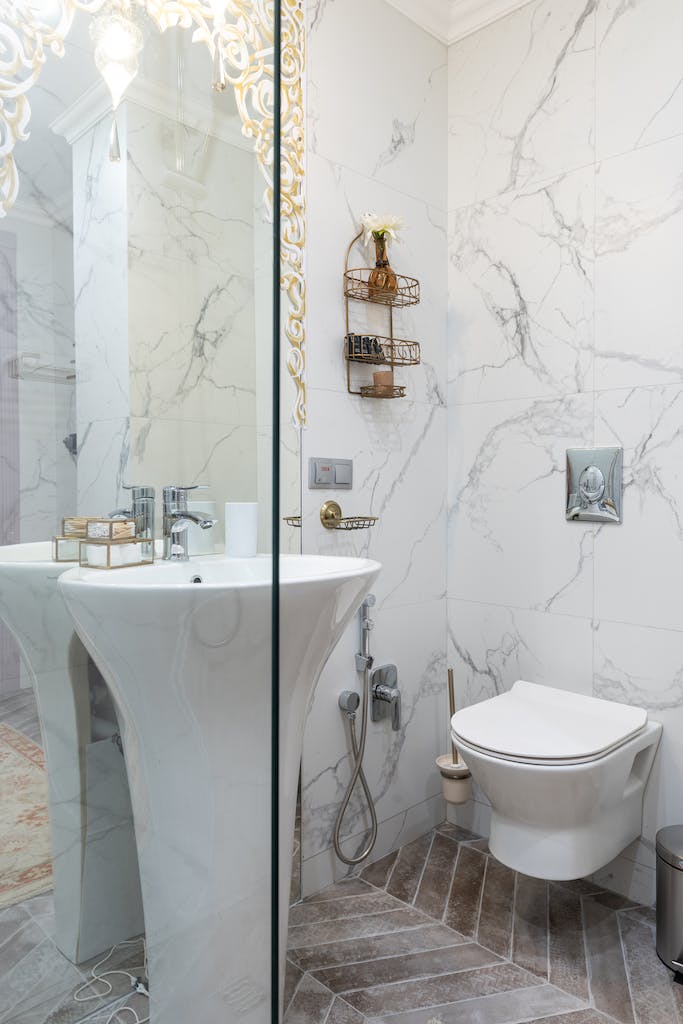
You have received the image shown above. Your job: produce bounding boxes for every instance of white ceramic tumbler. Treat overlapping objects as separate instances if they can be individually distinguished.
[225,502,258,557]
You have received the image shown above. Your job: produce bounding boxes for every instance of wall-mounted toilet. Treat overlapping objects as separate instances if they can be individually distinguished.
[451,681,662,880]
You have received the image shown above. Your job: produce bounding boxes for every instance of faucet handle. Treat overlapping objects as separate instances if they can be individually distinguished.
[123,484,155,500]
[162,485,210,511]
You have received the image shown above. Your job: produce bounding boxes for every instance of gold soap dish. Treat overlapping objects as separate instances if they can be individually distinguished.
[283,515,302,528]
[320,500,378,531]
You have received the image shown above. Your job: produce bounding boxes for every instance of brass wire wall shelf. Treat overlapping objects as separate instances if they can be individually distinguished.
[344,231,421,400]
[343,268,420,307]
[345,334,421,367]
[320,500,378,531]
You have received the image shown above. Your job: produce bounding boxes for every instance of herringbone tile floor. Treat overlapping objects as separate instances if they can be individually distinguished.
[284,823,682,1024]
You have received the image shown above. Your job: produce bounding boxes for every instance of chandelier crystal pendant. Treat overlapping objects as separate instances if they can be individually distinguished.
[89,2,144,160]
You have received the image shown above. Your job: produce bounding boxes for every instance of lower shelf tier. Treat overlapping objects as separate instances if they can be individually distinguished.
[345,334,420,367]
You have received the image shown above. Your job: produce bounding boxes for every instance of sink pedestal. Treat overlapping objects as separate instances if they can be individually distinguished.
[60,554,379,1024]
[0,543,144,963]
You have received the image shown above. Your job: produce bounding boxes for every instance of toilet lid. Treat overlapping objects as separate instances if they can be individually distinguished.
[451,680,647,764]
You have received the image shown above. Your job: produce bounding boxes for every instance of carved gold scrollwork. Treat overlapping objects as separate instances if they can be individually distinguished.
[0,0,307,424]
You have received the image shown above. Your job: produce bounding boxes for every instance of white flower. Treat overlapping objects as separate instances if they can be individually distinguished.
[360,212,403,248]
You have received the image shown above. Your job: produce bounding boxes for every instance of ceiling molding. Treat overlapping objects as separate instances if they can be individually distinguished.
[384,0,533,45]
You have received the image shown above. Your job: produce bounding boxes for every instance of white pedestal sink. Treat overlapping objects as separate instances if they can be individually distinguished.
[59,553,380,1024]
[0,543,143,962]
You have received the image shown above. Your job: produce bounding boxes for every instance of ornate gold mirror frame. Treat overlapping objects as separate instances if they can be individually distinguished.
[0,0,306,424]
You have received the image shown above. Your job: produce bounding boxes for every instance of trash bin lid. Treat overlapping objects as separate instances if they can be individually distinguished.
[656,826,683,870]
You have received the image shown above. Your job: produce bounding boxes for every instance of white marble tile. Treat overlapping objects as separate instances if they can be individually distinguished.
[305,153,447,409]
[447,599,594,711]
[302,599,447,862]
[128,416,258,538]
[307,0,447,208]
[448,393,594,615]
[76,417,130,515]
[447,0,595,210]
[301,795,446,899]
[127,103,255,279]
[447,796,492,840]
[594,384,683,631]
[596,0,683,161]
[449,168,594,404]
[129,252,256,427]
[594,618,683,878]
[301,388,447,612]
[594,135,683,391]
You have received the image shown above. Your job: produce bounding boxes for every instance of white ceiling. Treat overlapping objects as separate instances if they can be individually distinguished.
[384,0,533,44]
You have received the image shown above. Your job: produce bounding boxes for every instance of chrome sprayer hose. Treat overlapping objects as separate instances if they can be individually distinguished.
[333,597,379,865]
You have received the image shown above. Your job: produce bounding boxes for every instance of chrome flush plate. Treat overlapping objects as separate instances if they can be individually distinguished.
[566,447,623,524]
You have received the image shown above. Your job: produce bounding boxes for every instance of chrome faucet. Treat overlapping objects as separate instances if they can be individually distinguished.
[162,485,216,561]
[110,484,156,540]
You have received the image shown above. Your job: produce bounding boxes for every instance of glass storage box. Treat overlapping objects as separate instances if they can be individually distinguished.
[79,537,155,570]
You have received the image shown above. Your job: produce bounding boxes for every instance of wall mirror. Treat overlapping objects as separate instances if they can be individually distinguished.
[0,1,303,1018]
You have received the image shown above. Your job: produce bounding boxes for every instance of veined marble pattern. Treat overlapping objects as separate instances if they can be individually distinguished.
[301,0,448,894]
[447,393,594,616]
[446,0,683,903]
[596,0,683,161]
[449,169,594,405]
[307,0,447,208]
[447,0,595,211]
[594,136,683,391]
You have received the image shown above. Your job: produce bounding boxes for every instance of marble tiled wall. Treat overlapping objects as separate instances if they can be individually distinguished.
[299,0,449,895]
[446,0,683,904]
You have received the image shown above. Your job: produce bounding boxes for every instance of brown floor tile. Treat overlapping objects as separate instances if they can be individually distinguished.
[548,884,590,1002]
[364,983,585,1024]
[618,906,683,1024]
[443,844,486,938]
[327,996,366,1024]
[283,974,335,1024]
[522,1011,617,1024]
[386,835,434,904]
[311,941,501,994]
[284,960,305,1014]
[288,907,431,949]
[289,923,468,972]
[289,892,404,927]
[582,894,635,1023]
[477,857,515,958]
[513,875,548,980]
[414,833,459,921]
[361,851,398,890]
[342,961,543,1016]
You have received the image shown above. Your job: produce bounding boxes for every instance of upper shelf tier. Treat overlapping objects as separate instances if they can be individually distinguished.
[344,267,420,308]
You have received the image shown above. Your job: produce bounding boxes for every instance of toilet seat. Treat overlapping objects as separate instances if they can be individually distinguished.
[451,680,648,767]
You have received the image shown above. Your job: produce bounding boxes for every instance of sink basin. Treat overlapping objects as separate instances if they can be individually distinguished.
[0,543,143,962]
[59,553,380,1023]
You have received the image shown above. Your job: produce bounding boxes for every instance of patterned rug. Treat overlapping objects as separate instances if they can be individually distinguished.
[0,722,52,909]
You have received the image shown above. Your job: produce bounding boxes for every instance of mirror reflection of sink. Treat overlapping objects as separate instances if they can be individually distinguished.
[60,552,380,1024]
[0,542,143,962]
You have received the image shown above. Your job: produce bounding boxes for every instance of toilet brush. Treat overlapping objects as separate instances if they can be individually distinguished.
[436,666,472,804]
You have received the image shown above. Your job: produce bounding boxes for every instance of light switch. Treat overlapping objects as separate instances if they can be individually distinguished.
[308,458,353,490]
[335,462,352,486]
[315,462,333,485]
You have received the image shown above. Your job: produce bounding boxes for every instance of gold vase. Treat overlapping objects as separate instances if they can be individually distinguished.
[368,234,398,297]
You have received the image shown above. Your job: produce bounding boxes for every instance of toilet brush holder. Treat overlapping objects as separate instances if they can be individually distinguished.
[436,754,472,805]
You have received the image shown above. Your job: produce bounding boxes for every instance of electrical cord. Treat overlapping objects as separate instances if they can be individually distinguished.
[73,938,149,1024]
